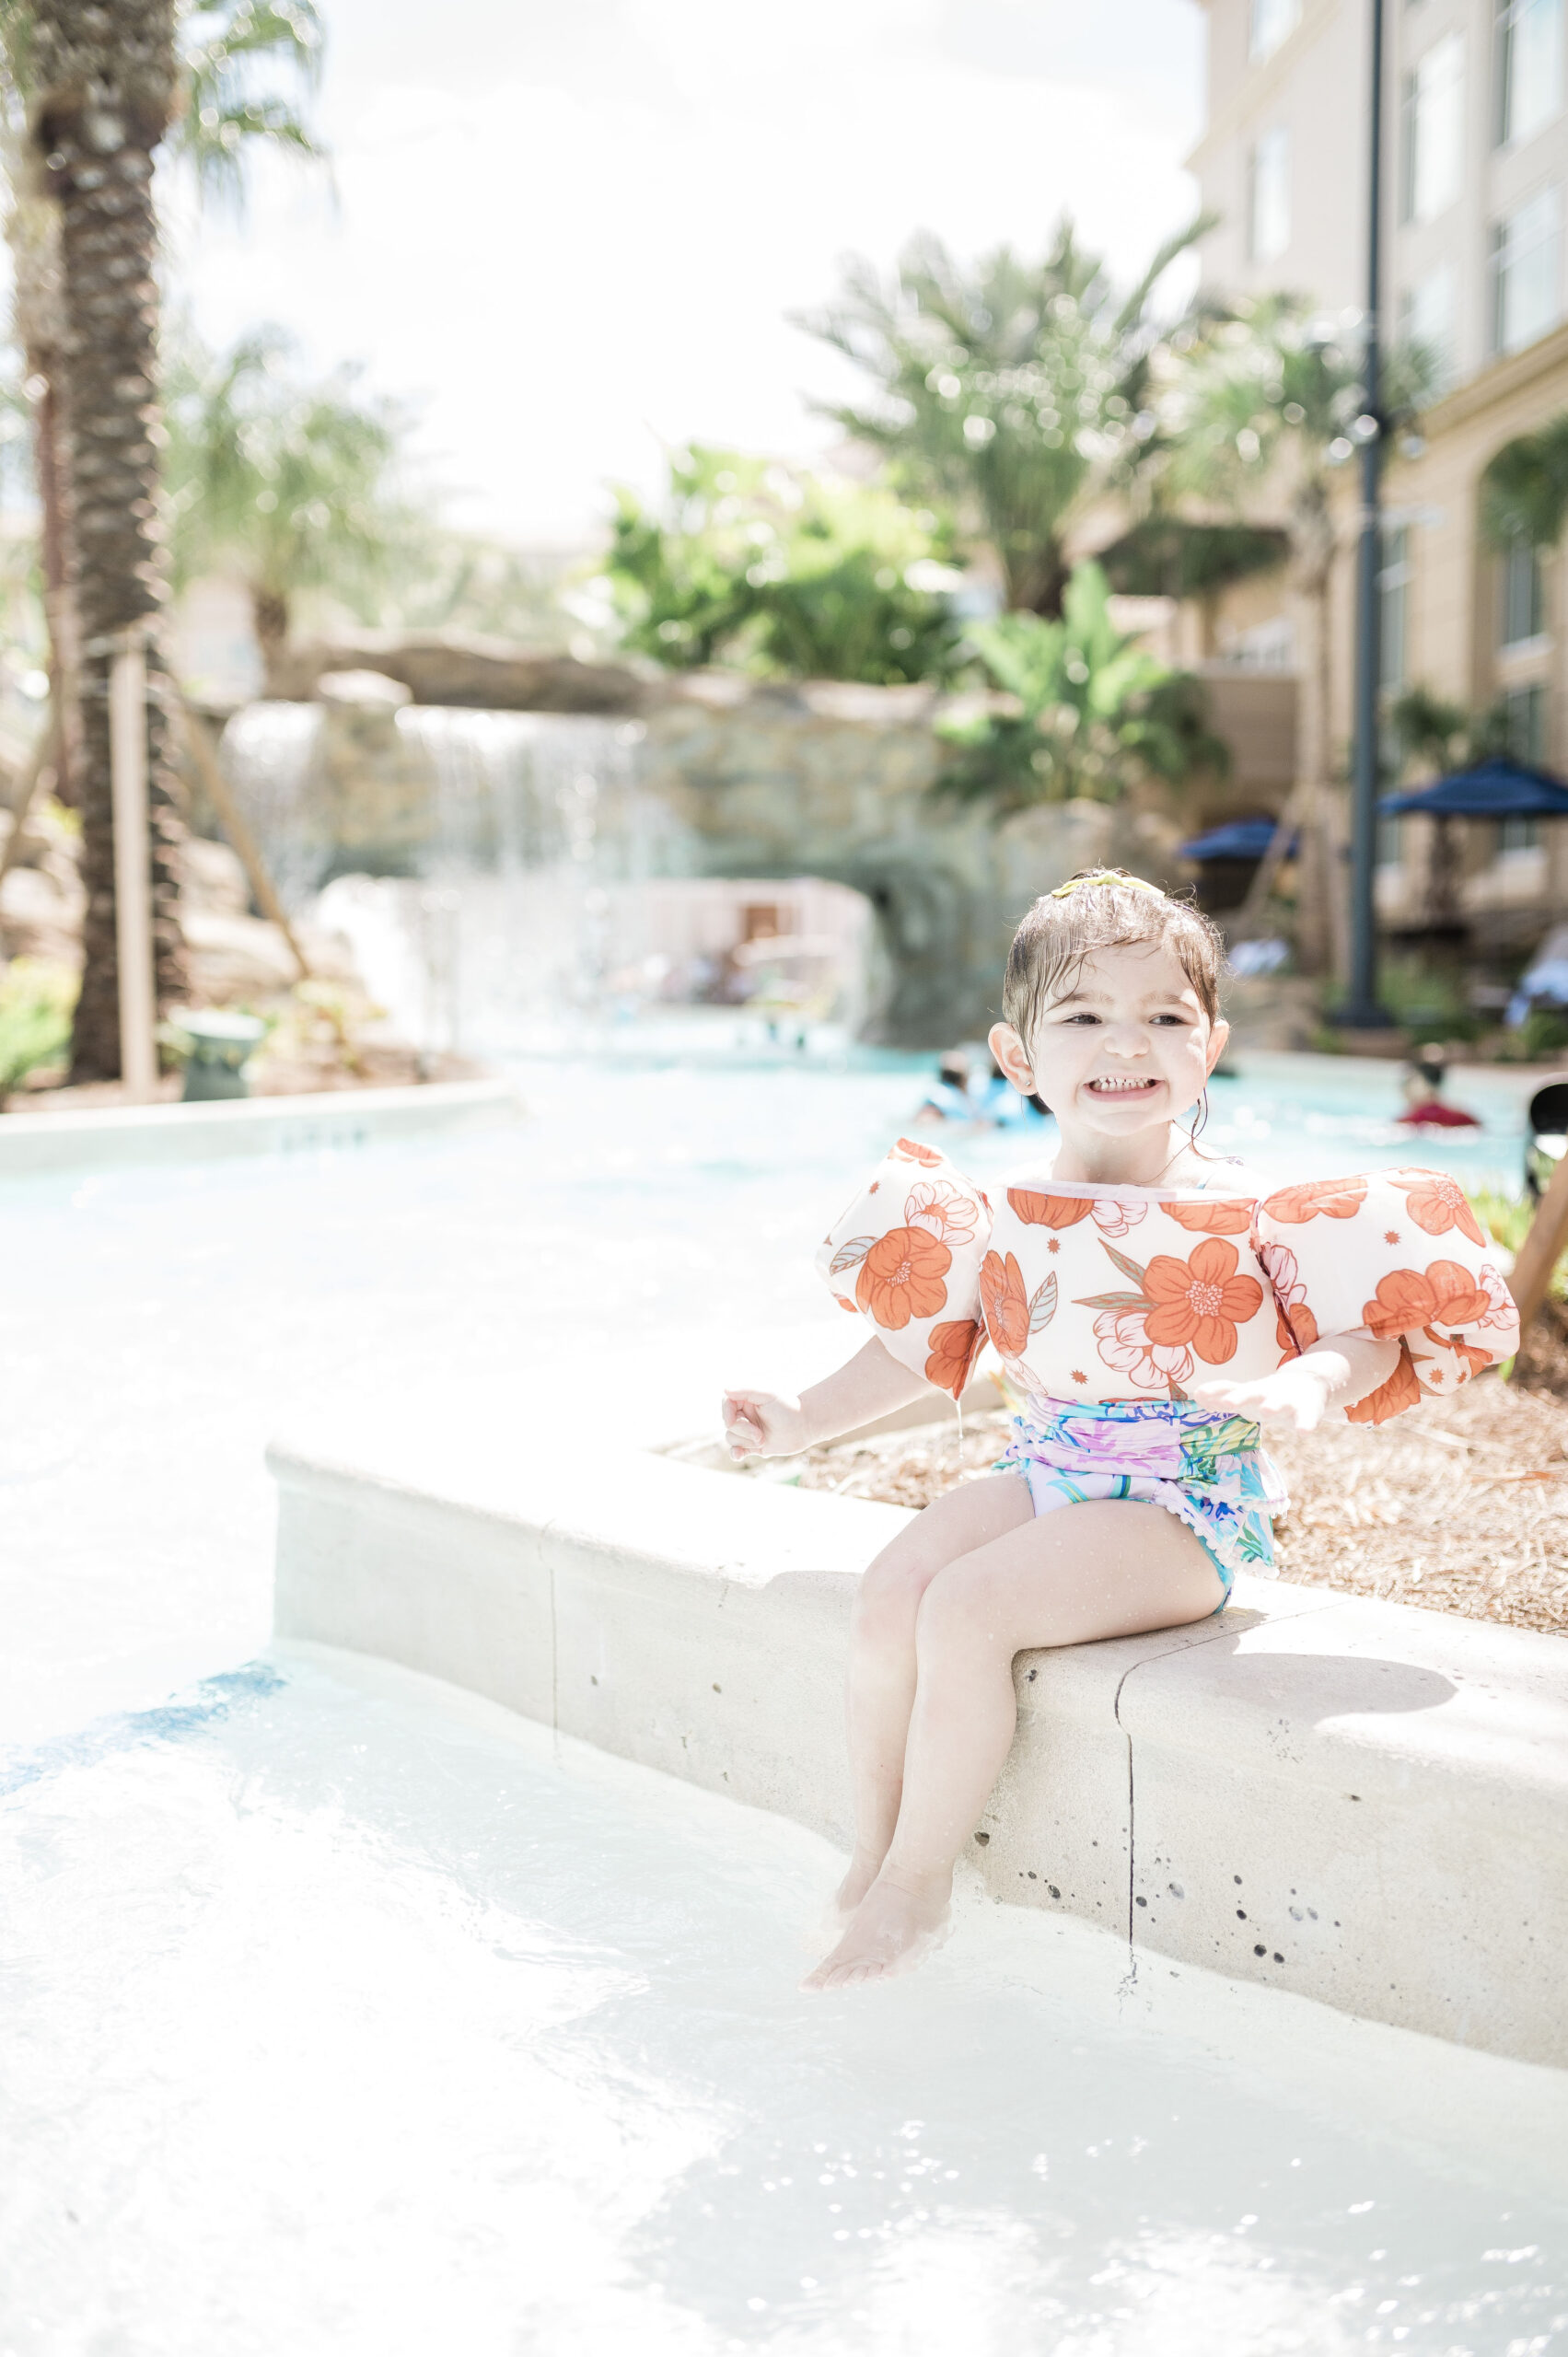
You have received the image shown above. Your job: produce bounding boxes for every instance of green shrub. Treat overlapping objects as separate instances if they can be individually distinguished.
[0,958,77,1097]
[1520,1006,1568,1062]
[1467,1184,1568,1301]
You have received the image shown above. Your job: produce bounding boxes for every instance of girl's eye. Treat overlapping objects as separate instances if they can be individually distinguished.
[1152,1014,1189,1027]
[1062,1013,1101,1025]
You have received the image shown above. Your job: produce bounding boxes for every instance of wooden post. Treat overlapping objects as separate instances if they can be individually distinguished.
[109,633,158,1101]
[174,699,309,980]
[1507,1143,1568,1356]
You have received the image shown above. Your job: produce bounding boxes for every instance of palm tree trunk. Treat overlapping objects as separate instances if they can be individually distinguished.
[29,0,188,1083]
[2,115,82,807]
[252,583,292,697]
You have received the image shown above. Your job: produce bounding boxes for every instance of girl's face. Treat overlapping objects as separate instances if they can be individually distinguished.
[989,940,1227,1144]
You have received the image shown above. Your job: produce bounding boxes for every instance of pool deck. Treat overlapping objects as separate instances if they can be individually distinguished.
[0,1076,523,1177]
[269,1329,1568,2070]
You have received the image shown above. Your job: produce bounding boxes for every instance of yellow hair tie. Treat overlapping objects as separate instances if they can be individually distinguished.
[1049,871,1165,900]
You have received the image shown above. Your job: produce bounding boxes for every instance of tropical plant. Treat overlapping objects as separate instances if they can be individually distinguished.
[934,560,1227,817]
[604,447,965,685]
[1479,414,1568,552]
[165,328,415,685]
[1161,296,1431,972]
[0,953,76,1096]
[795,218,1205,617]
[0,0,323,1078]
[1387,685,1516,926]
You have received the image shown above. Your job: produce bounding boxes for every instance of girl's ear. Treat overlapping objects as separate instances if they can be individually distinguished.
[989,1020,1034,1093]
[1203,1016,1231,1080]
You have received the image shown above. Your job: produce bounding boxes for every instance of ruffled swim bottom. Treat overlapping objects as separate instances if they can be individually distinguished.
[996,1397,1289,1603]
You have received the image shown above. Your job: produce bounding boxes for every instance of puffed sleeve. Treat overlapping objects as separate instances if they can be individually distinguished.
[1254,1168,1519,1424]
[816,1136,993,1399]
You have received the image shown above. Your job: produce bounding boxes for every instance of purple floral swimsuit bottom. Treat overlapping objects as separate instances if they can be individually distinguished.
[997,1397,1288,1604]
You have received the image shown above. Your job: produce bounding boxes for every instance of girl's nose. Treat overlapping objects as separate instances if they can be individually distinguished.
[1103,1024,1148,1056]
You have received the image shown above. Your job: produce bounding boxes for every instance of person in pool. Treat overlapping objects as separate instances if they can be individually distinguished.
[721,870,1516,1991]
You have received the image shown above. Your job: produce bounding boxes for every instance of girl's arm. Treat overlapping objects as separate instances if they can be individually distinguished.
[723,1338,932,1462]
[1194,1333,1401,1433]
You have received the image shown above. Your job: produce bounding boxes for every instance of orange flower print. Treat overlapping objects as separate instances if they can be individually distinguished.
[1391,1169,1486,1247]
[1260,1176,1368,1225]
[1166,1197,1256,1235]
[1142,1237,1264,1364]
[1257,1239,1319,1356]
[1360,1260,1493,1340]
[925,1318,983,1398]
[832,1292,859,1313]
[1345,1339,1423,1424]
[1007,1188,1092,1229]
[980,1249,1031,1358]
[855,1225,951,1329]
[903,1178,980,1245]
[890,1137,944,1167]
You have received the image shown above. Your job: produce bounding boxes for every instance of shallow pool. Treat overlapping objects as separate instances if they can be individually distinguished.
[4,1649,1564,2357]
[3,1046,1562,2352]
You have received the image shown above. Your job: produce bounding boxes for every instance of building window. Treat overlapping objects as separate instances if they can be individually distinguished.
[1378,526,1411,689]
[1376,814,1405,868]
[1499,814,1543,851]
[1249,126,1291,261]
[1491,183,1562,351]
[1496,0,1563,146]
[1250,0,1301,61]
[1503,679,1547,758]
[1398,263,1457,393]
[1401,34,1465,222]
[1500,536,1545,644]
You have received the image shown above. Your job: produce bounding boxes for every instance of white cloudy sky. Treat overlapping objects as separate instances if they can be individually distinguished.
[170,0,1206,547]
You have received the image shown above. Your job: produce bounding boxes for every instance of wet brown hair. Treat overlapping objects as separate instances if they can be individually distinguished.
[1001,869,1224,1048]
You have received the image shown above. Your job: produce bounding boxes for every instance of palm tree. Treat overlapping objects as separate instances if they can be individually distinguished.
[796,218,1205,619]
[1163,296,1428,972]
[1,0,322,1078]
[165,329,411,691]
[935,560,1228,818]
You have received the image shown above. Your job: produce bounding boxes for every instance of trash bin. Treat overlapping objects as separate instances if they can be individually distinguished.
[174,1009,266,1102]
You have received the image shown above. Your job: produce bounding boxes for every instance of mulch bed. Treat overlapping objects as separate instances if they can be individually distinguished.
[783,1329,1568,1639]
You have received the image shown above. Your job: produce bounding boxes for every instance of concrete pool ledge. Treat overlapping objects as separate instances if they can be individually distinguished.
[0,1075,523,1178]
[270,1413,1568,2070]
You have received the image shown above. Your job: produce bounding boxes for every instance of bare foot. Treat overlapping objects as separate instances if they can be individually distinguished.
[830,1845,887,1924]
[802,1873,951,1991]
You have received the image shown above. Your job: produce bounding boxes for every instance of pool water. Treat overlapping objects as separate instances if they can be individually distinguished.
[4,1650,1564,2357]
[3,1044,1562,2351]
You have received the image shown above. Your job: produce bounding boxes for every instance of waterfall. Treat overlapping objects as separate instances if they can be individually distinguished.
[219,702,652,1055]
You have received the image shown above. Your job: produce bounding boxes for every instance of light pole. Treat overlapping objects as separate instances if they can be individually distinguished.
[1340,0,1394,1026]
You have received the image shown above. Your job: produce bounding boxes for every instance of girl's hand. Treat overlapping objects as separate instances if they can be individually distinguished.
[722,1387,809,1462]
[1193,1361,1336,1433]
[1195,1333,1400,1432]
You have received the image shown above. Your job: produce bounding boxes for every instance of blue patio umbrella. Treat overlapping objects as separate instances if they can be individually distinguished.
[1379,754,1568,819]
[1178,818,1299,861]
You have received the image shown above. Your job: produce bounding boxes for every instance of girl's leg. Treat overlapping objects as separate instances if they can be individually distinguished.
[834,1471,1033,1917]
[807,1499,1224,1989]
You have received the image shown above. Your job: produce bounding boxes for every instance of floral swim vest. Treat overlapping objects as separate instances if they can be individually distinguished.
[816,1138,1519,1424]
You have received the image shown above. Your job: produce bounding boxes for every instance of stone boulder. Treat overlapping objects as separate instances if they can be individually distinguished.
[269,633,653,715]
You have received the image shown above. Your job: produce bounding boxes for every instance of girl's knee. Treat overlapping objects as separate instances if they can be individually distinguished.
[854,1545,929,1643]
[913,1557,1011,1653]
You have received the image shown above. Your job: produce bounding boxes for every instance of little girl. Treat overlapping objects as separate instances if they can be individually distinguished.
[722,871,1517,1991]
